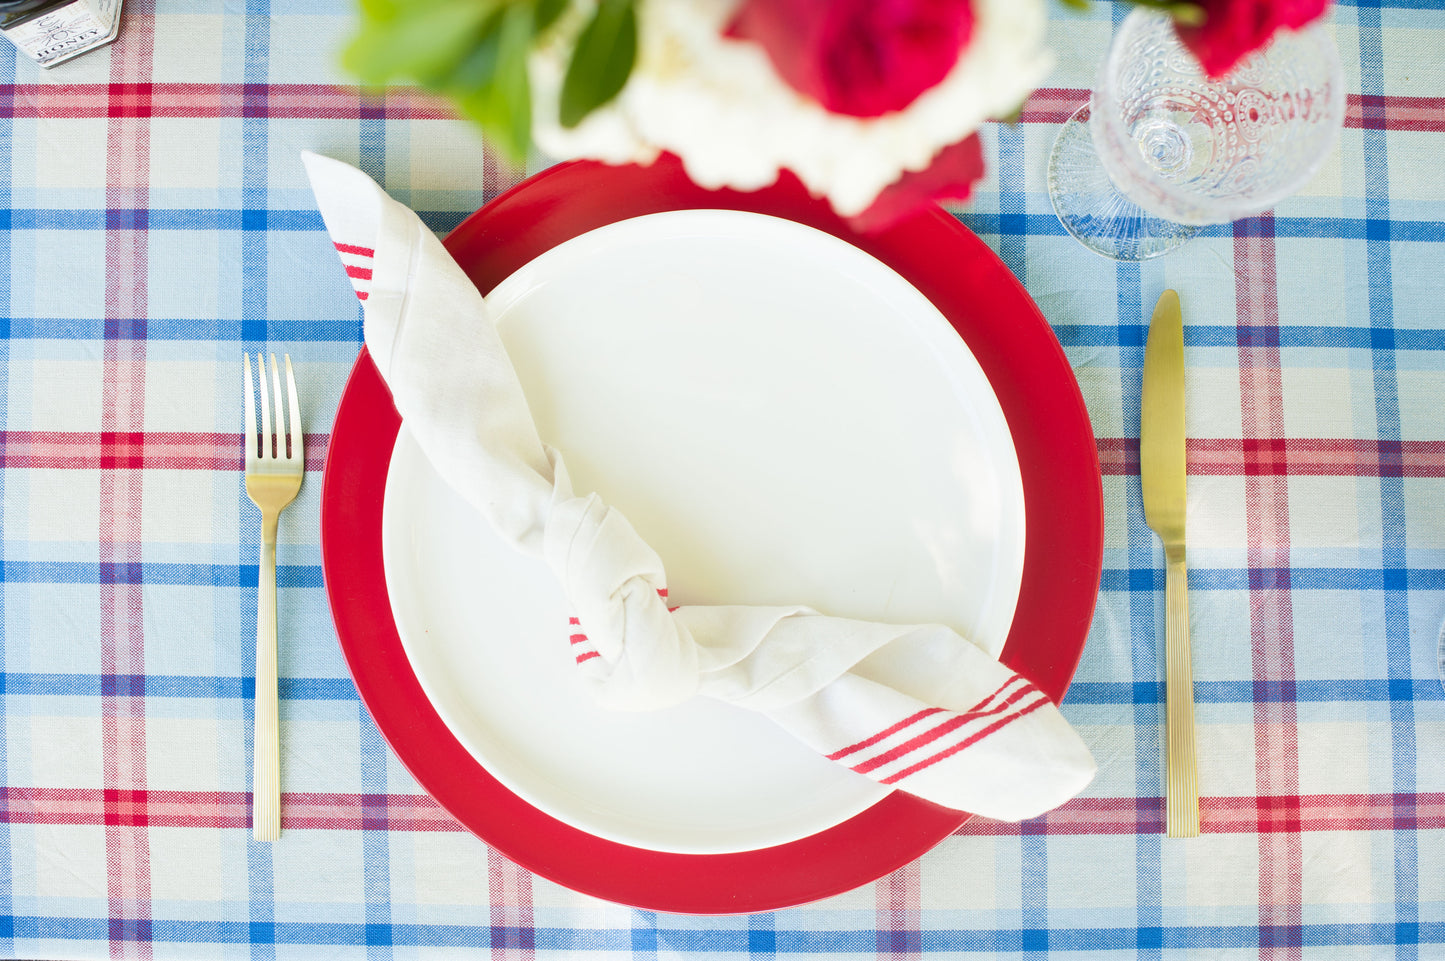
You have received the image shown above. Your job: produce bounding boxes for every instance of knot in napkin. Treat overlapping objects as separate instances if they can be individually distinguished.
[302,150,1096,822]
[543,486,702,710]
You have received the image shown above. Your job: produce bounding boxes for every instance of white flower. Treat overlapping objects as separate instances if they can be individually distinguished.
[528,0,1053,217]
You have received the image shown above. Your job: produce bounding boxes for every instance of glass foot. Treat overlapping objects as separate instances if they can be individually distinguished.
[1047,105,1200,262]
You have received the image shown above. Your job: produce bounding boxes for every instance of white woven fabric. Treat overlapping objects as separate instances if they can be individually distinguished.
[303,151,1095,821]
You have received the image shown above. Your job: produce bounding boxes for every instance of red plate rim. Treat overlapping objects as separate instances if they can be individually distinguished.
[320,154,1104,914]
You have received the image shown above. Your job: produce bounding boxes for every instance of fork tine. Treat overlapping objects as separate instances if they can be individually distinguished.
[284,354,302,462]
[244,353,257,460]
[269,353,285,461]
[258,352,273,460]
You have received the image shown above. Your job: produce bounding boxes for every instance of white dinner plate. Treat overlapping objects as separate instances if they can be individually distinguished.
[379,209,1025,854]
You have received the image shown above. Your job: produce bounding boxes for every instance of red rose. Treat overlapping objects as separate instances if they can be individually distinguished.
[847,133,985,233]
[1175,0,1332,78]
[724,0,976,118]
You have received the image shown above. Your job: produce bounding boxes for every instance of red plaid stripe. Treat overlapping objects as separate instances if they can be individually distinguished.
[1347,93,1445,132]
[100,14,158,959]
[0,788,466,831]
[488,848,535,959]
[0,430,328,471]
[1096,437,1445,477]
[1234,214,1303,959]
[876,860,922,959]
[1018,86,1088,124]
[4,788,1440,834]
[1019,89,1445,133]
[1,83,455,120]
[4,84,1439,134]
[105,82,152,119]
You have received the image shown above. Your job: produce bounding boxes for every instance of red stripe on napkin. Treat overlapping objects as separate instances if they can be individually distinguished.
[334,242,374,301]
[881,691,1050,785]
[851,677,1039,776]
[567,616,600,663]
[823,676,1053,788]
[827,708,944,762]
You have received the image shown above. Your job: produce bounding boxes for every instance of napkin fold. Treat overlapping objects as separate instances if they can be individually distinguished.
[302,151,1096,822]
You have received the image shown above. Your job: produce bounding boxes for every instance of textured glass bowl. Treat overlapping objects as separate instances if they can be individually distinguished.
[1049,9,1344,260]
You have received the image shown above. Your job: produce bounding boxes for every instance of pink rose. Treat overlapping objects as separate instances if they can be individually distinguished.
[1175,0,1332,78]
[724,0,976,118]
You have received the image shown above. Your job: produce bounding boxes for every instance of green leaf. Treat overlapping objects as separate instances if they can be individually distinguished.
[447,7,508,92]
[355,0,403,24]
[533,0,569,33]
[558,0,636,129]
[343,0,503,87]
[1166,2,1206,26]
[995,100,1026,126]
[1123,0,1207,25]
[452,3,535,164]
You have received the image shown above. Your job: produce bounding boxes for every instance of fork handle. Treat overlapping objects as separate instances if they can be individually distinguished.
[1164,550,1199,837]
[253,513,281,841]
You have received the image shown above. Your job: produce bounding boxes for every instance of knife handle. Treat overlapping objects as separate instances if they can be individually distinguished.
[1164,551,1199,837]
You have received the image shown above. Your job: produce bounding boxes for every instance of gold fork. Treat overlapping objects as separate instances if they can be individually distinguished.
[243,353,304,841]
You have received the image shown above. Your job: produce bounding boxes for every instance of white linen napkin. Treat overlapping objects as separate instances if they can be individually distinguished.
[302,151,1096,821]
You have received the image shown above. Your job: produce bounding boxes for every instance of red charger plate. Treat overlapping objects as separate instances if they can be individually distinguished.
[320,154,1103,914]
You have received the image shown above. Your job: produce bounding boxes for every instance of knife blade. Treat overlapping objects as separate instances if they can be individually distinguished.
[1140,288,1198,838]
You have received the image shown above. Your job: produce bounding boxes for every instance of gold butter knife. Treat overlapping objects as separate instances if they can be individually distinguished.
[1141,289,1198,838]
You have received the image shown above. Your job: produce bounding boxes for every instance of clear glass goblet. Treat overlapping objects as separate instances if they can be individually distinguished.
[1048,9,1344,261]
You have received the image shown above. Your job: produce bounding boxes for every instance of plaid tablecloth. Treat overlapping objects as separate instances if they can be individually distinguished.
[1,0,1441,957]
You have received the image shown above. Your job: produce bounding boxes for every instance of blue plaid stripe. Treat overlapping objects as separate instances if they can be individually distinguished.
[242,2,281,948]
[2,210,1443,242]
[13,308,1445,348]
[1113,254,1166,961]
[1356,3,1422,950]
[4,559,1441,590]
[0,674,1438,706]
[957,214,1445,242]
[1,919,1426,951]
